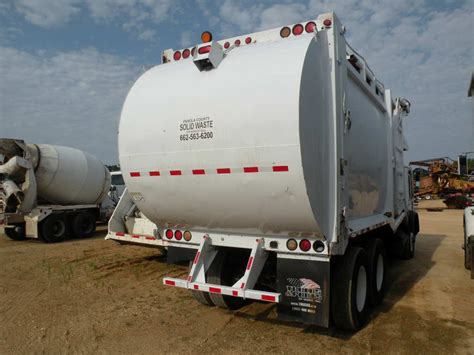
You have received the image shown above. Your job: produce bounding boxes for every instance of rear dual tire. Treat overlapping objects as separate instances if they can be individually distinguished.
[331,247,370,331]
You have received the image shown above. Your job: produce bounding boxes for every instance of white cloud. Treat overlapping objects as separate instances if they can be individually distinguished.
[0,47,141,163]
[85,0,172,40]
[15,0,80,28]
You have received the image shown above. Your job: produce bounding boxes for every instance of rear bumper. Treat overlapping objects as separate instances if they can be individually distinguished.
[163,278,281,303]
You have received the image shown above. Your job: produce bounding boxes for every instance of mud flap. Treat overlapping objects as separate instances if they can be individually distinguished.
[277,257,330,327]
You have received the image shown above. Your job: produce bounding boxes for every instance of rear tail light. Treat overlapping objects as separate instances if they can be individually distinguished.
[175,230,183,240]
[299,239,311,252]
[234,39,241,46]
[173,51,181,61]
[245,37,252,44]
[280,26,291,38]
[313,240,325,253]
[292,24,304,36]
[183,231,192,241]
[198,45,211,54]
[191,47,196,56]
[182,48,190,58]
[286,239,297,251]
[224,42,230,49]
[323,19,332,27]
[165,229,173,239]
[305,21,316,33]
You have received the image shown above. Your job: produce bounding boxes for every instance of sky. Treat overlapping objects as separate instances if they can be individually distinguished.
[0,0,473,164]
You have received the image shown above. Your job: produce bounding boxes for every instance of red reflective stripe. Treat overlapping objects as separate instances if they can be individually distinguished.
[193,284,199,290]
[193,251,201,265]
[198,45,211,54]
[149,171,160,176]
[187,275,192,281]
[272,165,289,172]
[217,168,231,174]
[261,294,276,302]
[164,280,175,286]
[192,169,205,175]
[170,170,182,176]
[209,287,221,294]
[145,236,155,240]
[130,172,140,177]
[132,235,139,239]
[115,233,125,236]
[240,282,245,289]
[246,256,254,270]
[244,167,258,173]
[232,291,238,296]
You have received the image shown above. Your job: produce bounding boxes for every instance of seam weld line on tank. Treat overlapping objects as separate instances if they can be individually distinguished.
[129,165,290,177]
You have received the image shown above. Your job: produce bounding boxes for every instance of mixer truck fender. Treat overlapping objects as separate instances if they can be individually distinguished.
[113,12,419,331]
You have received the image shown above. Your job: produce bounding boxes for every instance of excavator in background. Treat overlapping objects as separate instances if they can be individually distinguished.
[410,157,474,208]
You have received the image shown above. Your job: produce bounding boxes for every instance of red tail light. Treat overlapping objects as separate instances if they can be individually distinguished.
[245,37,252,44]
[292,24,304,35]
[299,239,311,252]
[165,229,173,239]
[198,45,211,54]
[224,42,230,49]
[173,51,181,60]
[234,39,241,46]
[175,230,183,240]
[182,48,190,58]
[323,19,332,27]
[305,21,316,33]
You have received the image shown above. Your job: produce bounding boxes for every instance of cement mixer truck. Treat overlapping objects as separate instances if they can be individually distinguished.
[0,138,112,243]
[107,12,420,331]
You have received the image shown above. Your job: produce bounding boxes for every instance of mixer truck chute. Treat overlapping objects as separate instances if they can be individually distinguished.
[108,12,419,331]
[0,139,112,243]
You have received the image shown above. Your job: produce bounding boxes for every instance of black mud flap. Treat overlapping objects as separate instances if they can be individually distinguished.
[277,257,330,327]
[167,246,196,264]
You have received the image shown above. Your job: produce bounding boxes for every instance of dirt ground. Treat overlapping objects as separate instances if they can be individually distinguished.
[1,202,473,354]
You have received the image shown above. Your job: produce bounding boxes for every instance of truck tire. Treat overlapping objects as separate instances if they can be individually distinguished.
[400,230,415,260]
[188,261,214,306]
[366,239,387,306]
[41,214,67,243]
[207,252,246,310]
[331,247,370,331]
[4,224,26,241]
[72,212,96,238]
[464,233,471,270]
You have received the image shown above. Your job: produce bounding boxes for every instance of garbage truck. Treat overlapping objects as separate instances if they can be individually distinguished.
[107,12,420,330]
[0,138,112,243]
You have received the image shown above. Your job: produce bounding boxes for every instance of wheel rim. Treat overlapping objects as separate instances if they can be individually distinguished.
[409,233,415,253]
[376,254,384,292]
[52,221,65,237]
[356,265,367,312]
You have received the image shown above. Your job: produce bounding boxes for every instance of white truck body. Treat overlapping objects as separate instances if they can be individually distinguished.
[108,12,419,330]
[0,138,112,242]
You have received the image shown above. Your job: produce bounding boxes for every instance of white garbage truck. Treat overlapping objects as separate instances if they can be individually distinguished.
[107,12,419,330]
[0,138,112,243]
